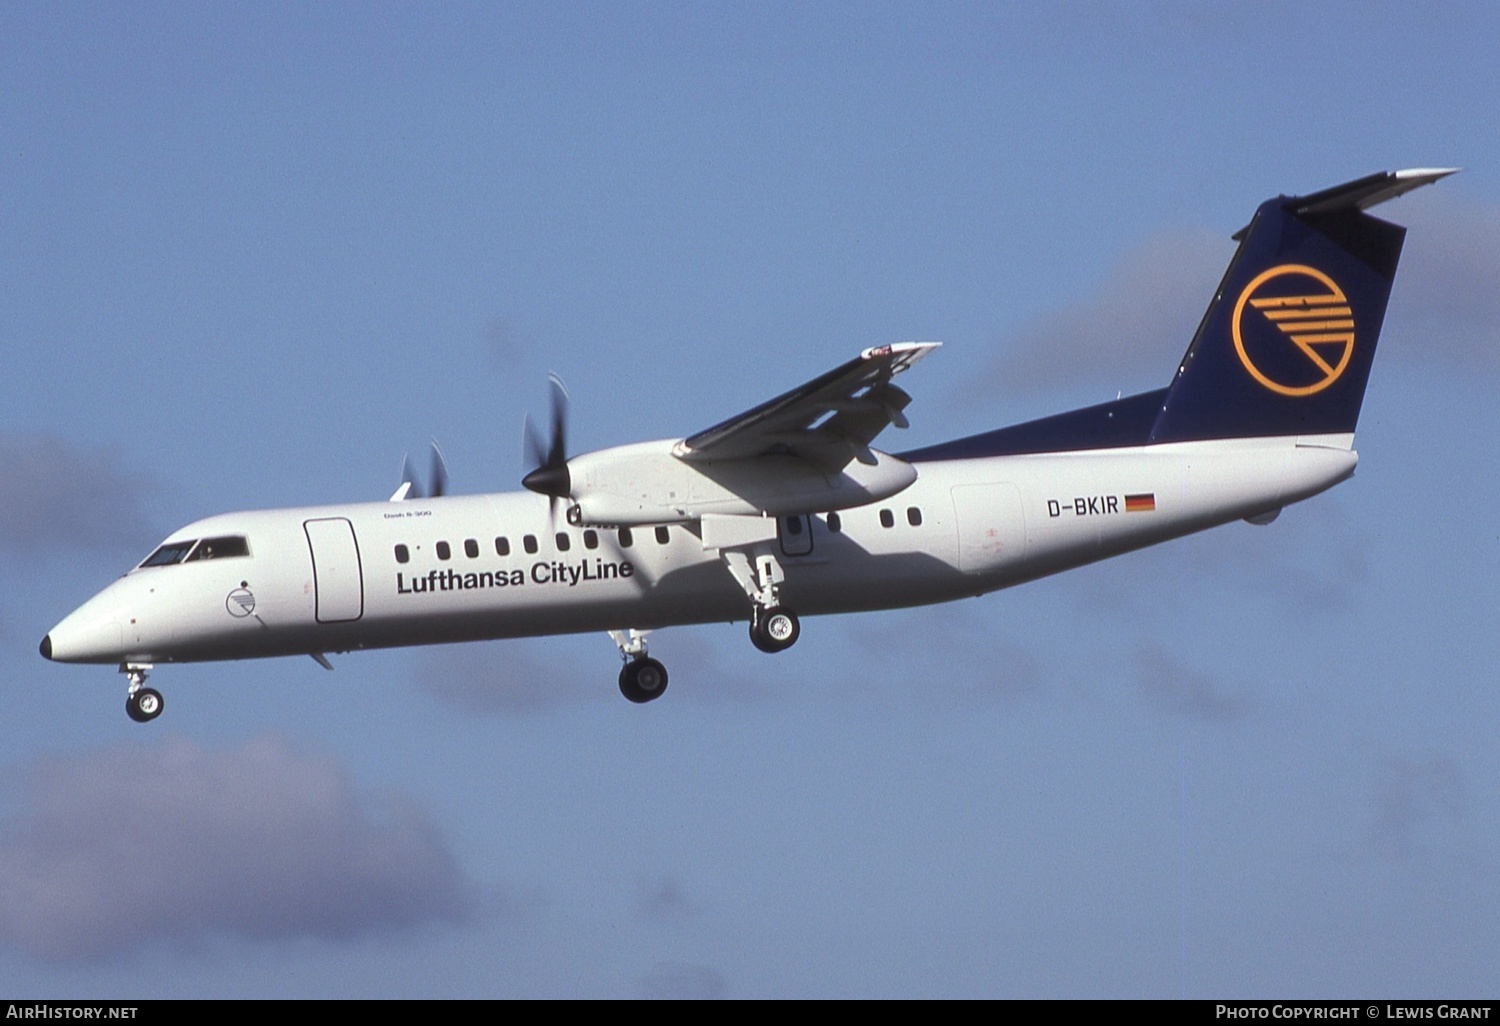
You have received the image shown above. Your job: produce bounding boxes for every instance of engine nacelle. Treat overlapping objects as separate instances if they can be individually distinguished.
[565,439,917,526]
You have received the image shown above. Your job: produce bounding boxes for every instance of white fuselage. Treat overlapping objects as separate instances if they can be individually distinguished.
[43,434,1357,667]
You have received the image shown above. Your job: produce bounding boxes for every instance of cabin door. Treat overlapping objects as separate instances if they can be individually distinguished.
[304,517,365,623]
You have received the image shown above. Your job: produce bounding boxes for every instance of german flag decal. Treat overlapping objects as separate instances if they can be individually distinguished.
[1124,493,1156,513]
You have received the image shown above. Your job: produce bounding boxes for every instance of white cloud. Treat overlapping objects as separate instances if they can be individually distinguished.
[636,875,701,923]
[1367,751,1468,861]
[0,736,476,961]
[414,639,601,715]
[1384,189,1500,377]
[1134,646,1250,722]
[977,228,1232,398]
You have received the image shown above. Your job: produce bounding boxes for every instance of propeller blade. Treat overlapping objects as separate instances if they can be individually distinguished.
[523,413,547,474]
[521,373,573,502]
[547,373,570,468]
[399,452,424,500]
[428,440,450,498]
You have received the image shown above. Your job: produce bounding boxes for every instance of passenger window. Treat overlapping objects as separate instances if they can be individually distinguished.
[655,526,670,545]
[879,509,895,529]
[907,507,922,527]
[436,541,451,560]
[619,528,633,548]
[185,535,250,562]
[395,544,410,564]
[523,535,538,554]
[495,536,511,556]
[556,532,571,552]
[784,516,803,536]
[464,539,479,559]
[584,529,599,550]
[826,512,841,533]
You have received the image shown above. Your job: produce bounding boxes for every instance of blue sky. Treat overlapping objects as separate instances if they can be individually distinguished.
[3,2,1498,998]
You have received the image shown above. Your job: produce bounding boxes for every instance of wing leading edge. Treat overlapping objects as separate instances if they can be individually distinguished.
[674,341,940,472]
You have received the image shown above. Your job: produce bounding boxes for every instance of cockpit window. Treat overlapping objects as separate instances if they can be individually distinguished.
[138,535,250,569]
[140,540,197,567]
[184,535,250,562]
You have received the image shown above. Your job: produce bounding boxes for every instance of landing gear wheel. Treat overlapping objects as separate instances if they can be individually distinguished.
[750,606,800,653]
[619,657,669,704]
[126,687,164,723]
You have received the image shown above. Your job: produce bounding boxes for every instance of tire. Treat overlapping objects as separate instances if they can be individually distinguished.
[750,607,800,653]
[619,657,669,704]
[126,687,164,723]
[749,618,776,652]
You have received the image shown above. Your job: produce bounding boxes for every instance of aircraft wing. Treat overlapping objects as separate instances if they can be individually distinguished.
[674,342,940,470]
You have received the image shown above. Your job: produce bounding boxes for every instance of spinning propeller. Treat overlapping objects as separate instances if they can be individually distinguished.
[522,374,572,519]
[394,441,450,500]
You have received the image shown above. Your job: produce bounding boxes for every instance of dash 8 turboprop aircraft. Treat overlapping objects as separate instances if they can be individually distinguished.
[43,169,1451,721]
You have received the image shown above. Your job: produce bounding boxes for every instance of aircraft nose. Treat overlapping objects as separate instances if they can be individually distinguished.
[41,603,126,664]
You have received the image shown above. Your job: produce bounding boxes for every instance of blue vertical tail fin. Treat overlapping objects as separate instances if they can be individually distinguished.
[1147,168,1455,444]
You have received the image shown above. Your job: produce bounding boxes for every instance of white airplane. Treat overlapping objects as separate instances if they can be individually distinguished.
[42,169,1452,721]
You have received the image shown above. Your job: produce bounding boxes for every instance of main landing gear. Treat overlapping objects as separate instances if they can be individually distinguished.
[750,606,800,653]
[722,549,801,655]
[609,629,668,704]
[121,663,163,723]
[604,545,804,705]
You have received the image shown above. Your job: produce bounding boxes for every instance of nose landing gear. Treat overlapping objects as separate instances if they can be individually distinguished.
[609,629,669,704]
[121,663,163,723]
[618,657,669,704]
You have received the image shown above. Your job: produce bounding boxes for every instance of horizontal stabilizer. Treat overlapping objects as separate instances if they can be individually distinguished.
[1290,167,1459,216]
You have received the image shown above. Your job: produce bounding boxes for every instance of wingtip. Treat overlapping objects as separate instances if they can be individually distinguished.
[859,340,942,361]
[1393,167,1461,181]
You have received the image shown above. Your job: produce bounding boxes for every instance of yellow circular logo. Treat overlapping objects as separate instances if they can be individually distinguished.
[1232,264,1354,397]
